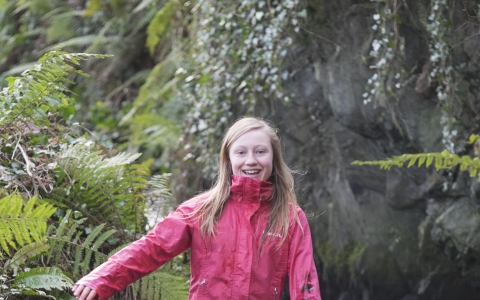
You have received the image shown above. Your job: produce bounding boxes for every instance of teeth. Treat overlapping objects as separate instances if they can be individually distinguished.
[244,170,260,174]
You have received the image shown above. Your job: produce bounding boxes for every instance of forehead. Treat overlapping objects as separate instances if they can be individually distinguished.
[230,129,271,147]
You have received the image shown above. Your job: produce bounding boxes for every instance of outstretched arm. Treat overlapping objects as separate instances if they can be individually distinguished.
[72,204,195,300]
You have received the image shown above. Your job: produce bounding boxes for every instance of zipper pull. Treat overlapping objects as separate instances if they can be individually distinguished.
[273,287,278,300]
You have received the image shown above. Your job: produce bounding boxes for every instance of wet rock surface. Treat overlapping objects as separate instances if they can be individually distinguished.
[266,0,480,299]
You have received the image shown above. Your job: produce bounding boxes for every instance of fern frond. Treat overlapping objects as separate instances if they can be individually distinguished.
[146,0,179,55]
[13,267,74,292]
[0,194,56,256]
[132,269,189,300]
[47,210,116,277]
[5,239,50,271]
[0,50,111,130]
[84,0,102,17]
[144,173,176,227]
[52,142,148,231]
[352,150,480,177]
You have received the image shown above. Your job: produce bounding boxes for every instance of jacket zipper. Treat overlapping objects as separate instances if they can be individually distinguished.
[199,279,206,298]
[273,287,278,300]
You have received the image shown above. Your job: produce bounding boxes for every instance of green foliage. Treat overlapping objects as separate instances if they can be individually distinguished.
[0,50,111,130]
[13,267,74,293]
[146,0,178,55]
[47,210,116,277]
[353,135,480,177]
[316,240,367,280]
[132,269,189,300]
[0,194,56,256]
[52,143,149,234]
[46,12,76,43]
[0,48,189,299]
[4,239,49,272]
[144,173,177,229]
[84,0,102,17]
[173,0,302,179]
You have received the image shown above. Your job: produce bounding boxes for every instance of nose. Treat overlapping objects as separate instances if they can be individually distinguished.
[245,153,257,165]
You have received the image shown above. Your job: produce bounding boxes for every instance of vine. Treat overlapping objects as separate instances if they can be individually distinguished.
[176,0,303,178]
[364,0,471,153]
[425,0,467,154]
[363,0,404,107]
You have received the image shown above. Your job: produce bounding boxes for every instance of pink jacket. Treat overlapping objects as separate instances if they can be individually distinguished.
[76,175,321,299]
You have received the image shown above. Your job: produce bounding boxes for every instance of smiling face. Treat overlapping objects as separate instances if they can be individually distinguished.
[228,129,273,182]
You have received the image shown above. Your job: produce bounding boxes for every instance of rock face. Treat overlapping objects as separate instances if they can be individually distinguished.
[265,0,480,299]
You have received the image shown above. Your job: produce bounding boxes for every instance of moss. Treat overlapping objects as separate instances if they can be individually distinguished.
[316,240,367,280]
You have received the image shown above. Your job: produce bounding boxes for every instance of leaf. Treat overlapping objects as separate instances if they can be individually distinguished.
[407,156,417,168]
[84,0,103,17]
[470,168,478,178]
[435,157,442,170]
[0,194,56,256]
[469,134,478,144]
[146,0,177,55]
[418,156,426,167]
[426,155,433,168]
[5,239,50,271]
[14,267,74,291]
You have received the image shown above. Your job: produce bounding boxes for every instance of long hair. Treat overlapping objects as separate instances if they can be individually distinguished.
[193,117,301,248]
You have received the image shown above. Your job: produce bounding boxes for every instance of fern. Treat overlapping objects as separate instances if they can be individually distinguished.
[46,11,76,43]
[13,267,74,292]
[84,0,102,17]
[146,0,179,55]
[145,173,176,227]
[47,210,116,277]
[0,194,56,256]
[51,142,149,232]
[4,239,50,272]
[132,269,189,300]
[0,50,111,131]
[352,134,480,178]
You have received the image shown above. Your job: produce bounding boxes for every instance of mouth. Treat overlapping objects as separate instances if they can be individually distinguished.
[242,170,261,175]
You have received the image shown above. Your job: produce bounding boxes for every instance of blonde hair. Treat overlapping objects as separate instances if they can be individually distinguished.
[193,117,300,248]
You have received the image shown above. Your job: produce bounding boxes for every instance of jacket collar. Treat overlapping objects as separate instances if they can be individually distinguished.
[230,175,273,203]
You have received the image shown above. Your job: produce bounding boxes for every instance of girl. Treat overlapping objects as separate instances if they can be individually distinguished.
[73,117,321,300]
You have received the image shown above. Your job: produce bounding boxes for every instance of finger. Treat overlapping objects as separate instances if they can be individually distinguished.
[73,284,85,297]
[86,290,98,300]
[79,286,92,300]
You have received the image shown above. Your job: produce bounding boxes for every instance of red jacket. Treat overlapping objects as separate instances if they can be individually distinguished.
[76,175,321,299]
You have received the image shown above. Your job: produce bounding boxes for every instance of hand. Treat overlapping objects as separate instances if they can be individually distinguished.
[72,284,98,300]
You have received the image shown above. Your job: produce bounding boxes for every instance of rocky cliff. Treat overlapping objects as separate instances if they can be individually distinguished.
[266,0,480,299]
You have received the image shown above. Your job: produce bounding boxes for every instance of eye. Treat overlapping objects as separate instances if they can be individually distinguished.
[257,149,265,154]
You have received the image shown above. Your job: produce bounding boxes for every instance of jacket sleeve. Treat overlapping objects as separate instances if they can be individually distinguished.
[287,208,321,300]
[75,203,194,300]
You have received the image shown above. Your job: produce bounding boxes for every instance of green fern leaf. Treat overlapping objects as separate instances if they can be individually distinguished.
[0,51,111,130]
[469,134,480,144]
[407,156,417,168]
[5,239,50,271]
[13,267,74,292]
[52,142,149,232]
[435,156,442,170]
[0,194,56,256]
[132,269,189,300]
[84,0,103,17]
[470,168,478,177]
[146,0,178,55]
[426,155,433,168]
[418,155,426,167]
